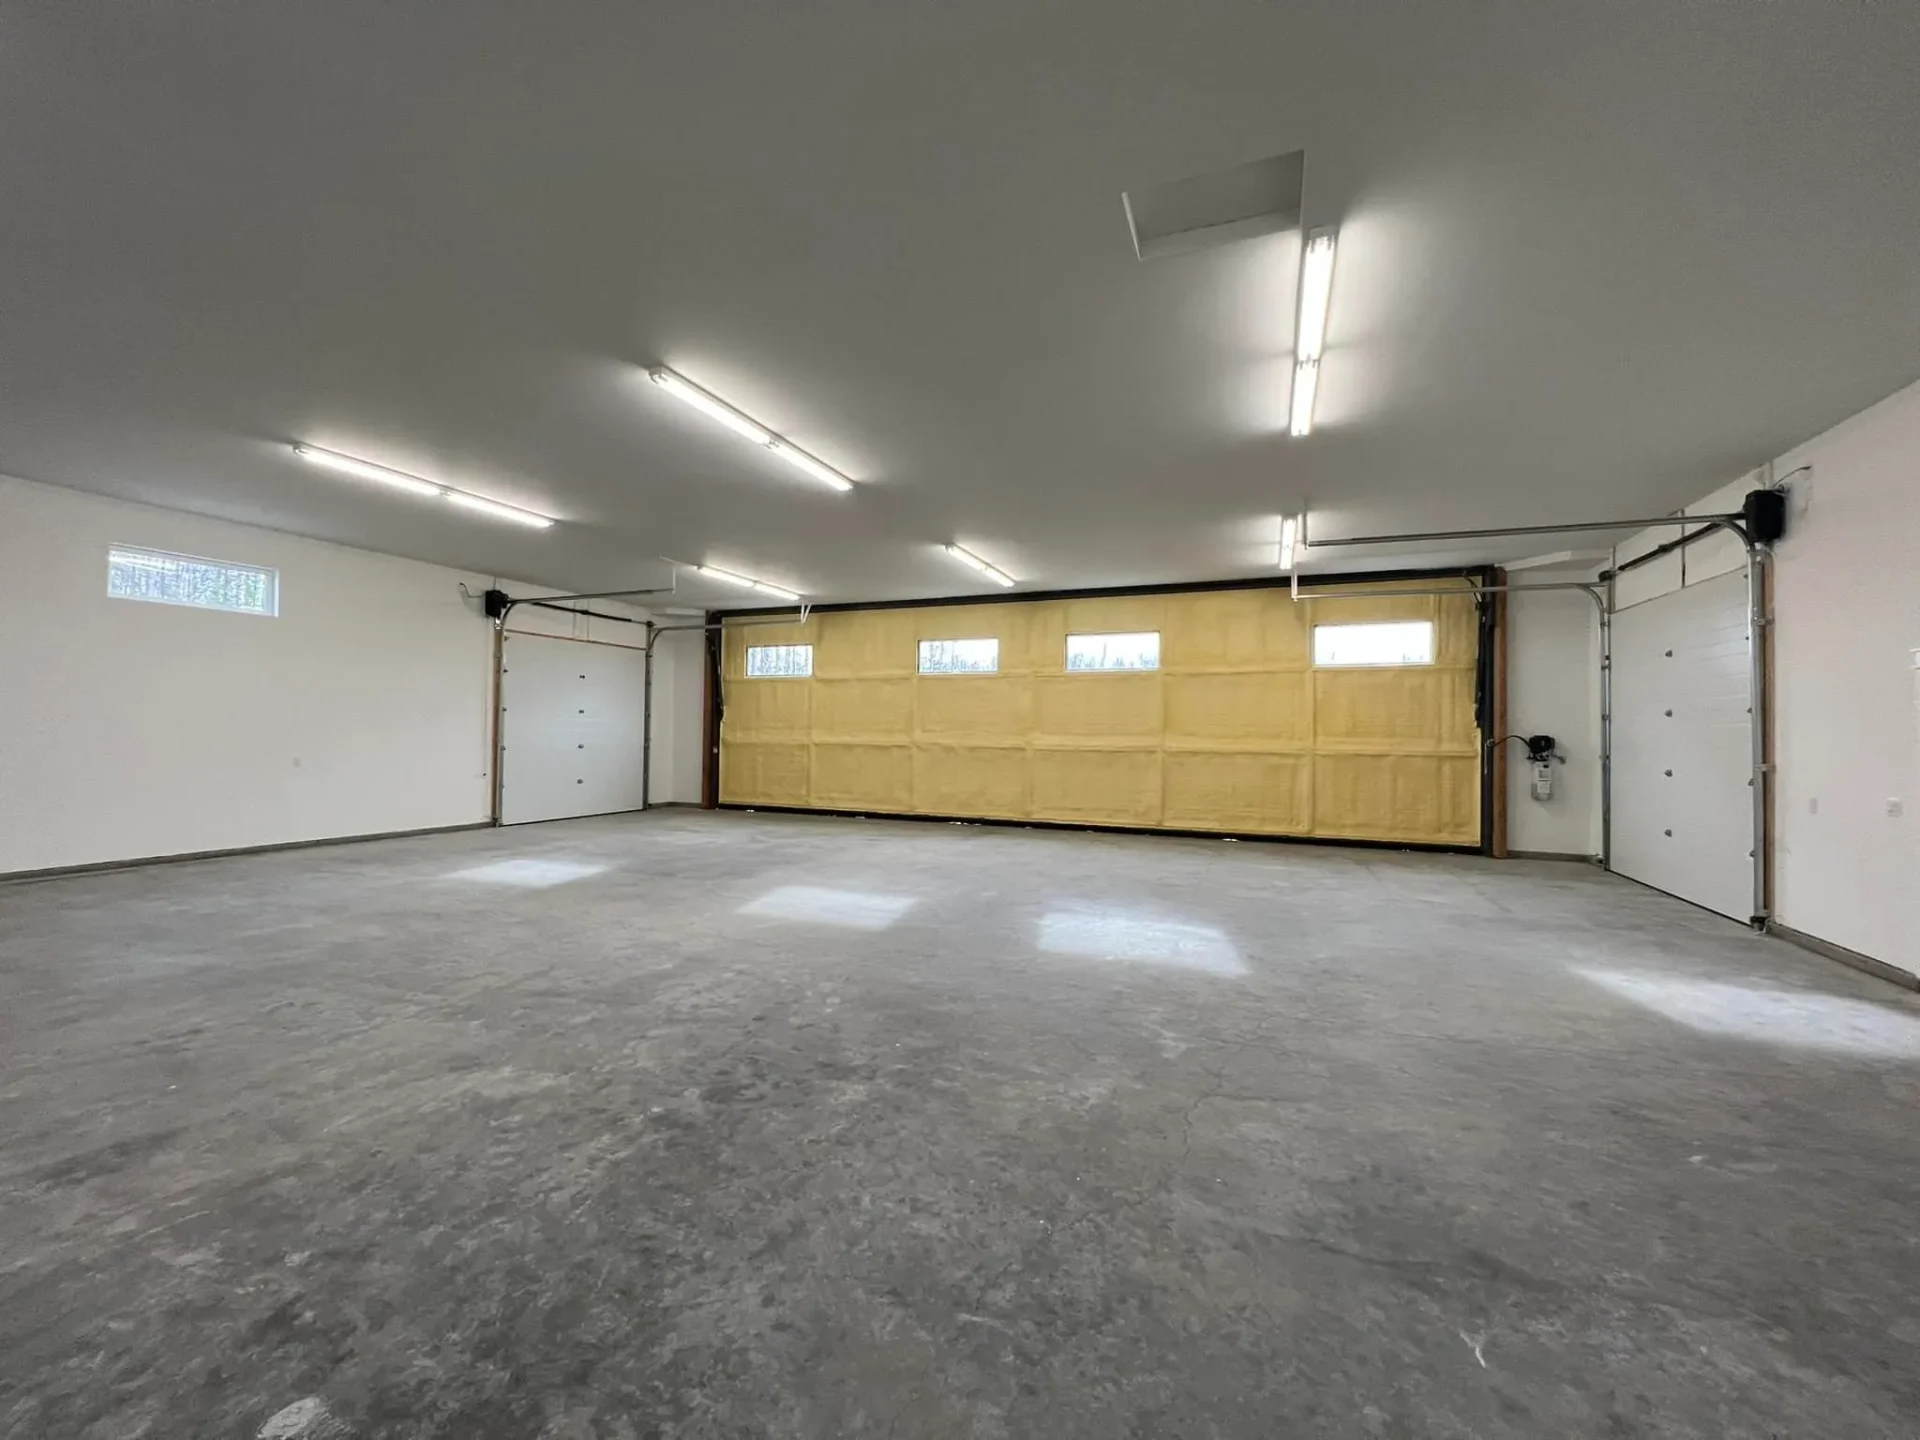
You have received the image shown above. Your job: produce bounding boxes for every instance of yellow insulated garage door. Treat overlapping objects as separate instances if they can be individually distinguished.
[719,581,1483,846]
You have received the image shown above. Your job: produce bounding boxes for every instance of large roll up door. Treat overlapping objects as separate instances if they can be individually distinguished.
[719,581,1483,846]
[1610,570,1755,920]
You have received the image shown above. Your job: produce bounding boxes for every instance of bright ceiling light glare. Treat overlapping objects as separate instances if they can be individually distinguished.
[443,491,554,529]
[648,369,772,445]
[648,366,855,494]
[1289,359,1320,439]
[1295,231,1337,361]
[293,443,442,498]
[1278,514,1300,570]
[293,443,555,528]
[695,564,802,603]
[1288,228,1337,439]
[944,543,1015,588]
[767,440,854,493]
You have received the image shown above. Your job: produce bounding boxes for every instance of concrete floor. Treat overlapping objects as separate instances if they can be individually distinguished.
[3,813,1918,1439]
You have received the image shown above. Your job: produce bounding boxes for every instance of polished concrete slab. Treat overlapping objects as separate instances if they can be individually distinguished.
[3,811,1917,1438]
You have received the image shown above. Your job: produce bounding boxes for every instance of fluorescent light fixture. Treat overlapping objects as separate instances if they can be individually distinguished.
[1289,360,1319,438]
[695,564,802,603]
[648,369,772,445]
[1278,514,1300,570]
[1295,230,1337,361]
[444,491,553,528]
[1288,228,1336,439]
[944,543,1015,587]
[648,366,856,493]
[293,443,442,498]
[293,443,554,528]
[768,440,854,492]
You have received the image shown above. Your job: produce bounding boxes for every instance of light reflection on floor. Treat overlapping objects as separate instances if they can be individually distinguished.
[739,885,919,931]
[1577,968,1920,1059]
[446,858,611,888]
[1038,906,1247,978]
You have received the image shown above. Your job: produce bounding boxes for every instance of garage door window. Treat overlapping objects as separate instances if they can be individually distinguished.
[1313,620,1433,668]
[107,545,278,617]
[1066,632,1160,672]
[745,644,813,678]
[919,638,999,674]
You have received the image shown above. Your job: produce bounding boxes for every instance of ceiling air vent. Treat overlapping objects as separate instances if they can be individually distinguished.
[1121,149,1304,260]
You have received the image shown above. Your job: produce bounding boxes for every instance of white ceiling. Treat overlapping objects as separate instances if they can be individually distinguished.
[3,2,1918,605]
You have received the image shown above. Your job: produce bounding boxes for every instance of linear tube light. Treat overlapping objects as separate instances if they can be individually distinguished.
[443,491,553,528]
[945,543,1015,588]
[648,370,771,445]
[648,367,854,493]
[1295,231,1337,361]
[1289,229,1336,438]
[1289,360,1319,439]
[1278,514,1300,570]
[293,443,441,497]
[695,564,802,603]
[768,439,854,493]
[293,444,554,528]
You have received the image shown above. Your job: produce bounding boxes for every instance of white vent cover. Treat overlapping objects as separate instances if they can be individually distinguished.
[1122,150,1304,260]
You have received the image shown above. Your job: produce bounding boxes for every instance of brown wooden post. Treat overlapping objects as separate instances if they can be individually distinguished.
[1491,571,1510,858]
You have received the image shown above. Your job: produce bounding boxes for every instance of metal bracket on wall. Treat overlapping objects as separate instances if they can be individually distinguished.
[1302,512,1746,552]
[460,581,676,627]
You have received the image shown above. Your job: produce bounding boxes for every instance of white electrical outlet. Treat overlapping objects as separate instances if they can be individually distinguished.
[1530,762,1553,802]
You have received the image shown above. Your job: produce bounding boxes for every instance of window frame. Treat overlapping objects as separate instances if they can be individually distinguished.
[1311,619,1437,669]
[106,545,280,617]
[917,637,1001,676]
[1064,630,1161,673]
[743,643,814,678]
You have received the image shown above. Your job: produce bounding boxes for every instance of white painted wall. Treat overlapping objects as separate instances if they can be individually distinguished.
[1505,587,1602,857]
[1769,384,1920,973]
[1617,375,1920,974]
[646,628,709,805]
[0,476,705,873]
[0,477,493,871]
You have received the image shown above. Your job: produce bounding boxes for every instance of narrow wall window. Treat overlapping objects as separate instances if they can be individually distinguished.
[918,638,999,674]
[1312,620,1435,667]
[745,643,813,677]
[1065,631,1160,672]
[107,546,279,616]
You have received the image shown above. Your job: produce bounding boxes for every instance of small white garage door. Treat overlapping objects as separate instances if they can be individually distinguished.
[1611,570,1754,921]
[499,632,648,824]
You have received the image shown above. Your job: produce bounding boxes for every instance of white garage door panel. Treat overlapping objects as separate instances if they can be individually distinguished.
[500,633,648,824]
[1612,571,1753,921]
